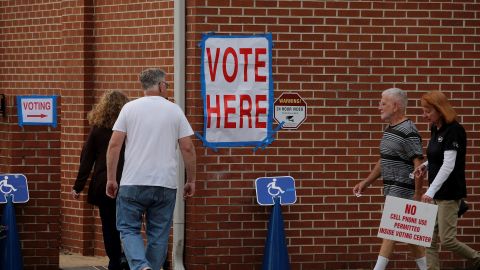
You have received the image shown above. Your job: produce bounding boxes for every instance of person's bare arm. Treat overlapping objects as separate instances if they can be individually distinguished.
[179,136,196,198]
[365,159,382,186]
[413,157,424,201]
[106,131,126,198]
[353,159,381,195]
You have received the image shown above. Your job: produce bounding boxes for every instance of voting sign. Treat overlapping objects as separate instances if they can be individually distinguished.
[378,196,438,247]
[197,33,276,150]
[17,95,58,127]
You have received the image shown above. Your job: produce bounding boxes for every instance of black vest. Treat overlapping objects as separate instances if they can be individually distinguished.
[427,121,467,200]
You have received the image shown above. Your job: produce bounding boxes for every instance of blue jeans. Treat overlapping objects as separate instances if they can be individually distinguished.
[116,185,176,270]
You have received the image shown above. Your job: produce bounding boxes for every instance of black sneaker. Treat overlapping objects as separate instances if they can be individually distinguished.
[120,256,130,270]
[162,259,170,270]
[467,264,480,270]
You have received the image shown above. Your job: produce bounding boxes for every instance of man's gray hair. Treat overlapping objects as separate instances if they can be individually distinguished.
[382,87,408,112]
[139,68,165,90]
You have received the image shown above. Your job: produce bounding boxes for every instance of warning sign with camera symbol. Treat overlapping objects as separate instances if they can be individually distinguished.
[273,92,307,129]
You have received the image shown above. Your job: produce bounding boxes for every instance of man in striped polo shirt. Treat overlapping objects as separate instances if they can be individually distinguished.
[353,88,426,270]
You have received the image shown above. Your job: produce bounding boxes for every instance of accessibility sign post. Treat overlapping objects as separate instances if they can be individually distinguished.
[255,176,296,205]
[256,176,295,270]
[0,174,29,204]
[262,197,290,270]
[0,174,28,270]
[16,95,58,128]
[1,195,24,270]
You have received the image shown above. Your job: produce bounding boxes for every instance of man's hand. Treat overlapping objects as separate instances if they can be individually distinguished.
[183,182,195,199]
[353,180,368,197]
[106,180,118,199]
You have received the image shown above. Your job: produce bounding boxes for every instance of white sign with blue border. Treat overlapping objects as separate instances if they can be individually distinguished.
[196,33,281,152]
[0,174,29,204]
[255,176,296,205]
[17,95,58,128]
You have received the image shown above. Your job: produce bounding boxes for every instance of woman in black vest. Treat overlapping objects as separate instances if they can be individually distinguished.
[415,91,480,270]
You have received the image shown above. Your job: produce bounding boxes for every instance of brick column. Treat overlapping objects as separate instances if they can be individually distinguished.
[59,0,96,256]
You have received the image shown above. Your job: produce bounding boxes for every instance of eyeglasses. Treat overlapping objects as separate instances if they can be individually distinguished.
[159,81,169,88]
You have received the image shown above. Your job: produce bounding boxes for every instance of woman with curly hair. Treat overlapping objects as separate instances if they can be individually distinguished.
[72,90,130,270]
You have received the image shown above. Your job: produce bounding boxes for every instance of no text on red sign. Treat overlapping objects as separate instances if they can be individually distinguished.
[378,196,438,247]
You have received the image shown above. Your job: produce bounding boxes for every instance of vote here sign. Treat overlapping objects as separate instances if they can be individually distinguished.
[17,95,58,128]
[378,196,438,247]
[198,33,274,150]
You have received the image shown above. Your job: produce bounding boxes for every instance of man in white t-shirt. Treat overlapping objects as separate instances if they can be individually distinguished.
[106,68,196,270]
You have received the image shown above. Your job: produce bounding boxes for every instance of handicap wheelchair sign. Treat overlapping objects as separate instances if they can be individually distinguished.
[255,176,296,205]
[0,174,29,203]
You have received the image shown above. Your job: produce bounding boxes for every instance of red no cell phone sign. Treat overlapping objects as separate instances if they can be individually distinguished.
[17,96,58,128]
[378,196,438,247]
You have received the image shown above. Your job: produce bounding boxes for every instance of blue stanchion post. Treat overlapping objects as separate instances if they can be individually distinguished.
[262,197,290,270]
[0,195,23,270]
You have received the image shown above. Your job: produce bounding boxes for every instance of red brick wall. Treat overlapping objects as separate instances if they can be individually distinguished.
[185,1,480,270]
[0,1,63,269]
[60,0,176,258]
[1,1,480,270]
[59,0,98,257]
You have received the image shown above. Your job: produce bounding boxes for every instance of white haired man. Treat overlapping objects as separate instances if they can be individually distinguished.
[353,88,426,270]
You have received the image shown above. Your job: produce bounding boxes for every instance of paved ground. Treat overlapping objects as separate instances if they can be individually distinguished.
[59,252,169,270]
[59,252,108,270]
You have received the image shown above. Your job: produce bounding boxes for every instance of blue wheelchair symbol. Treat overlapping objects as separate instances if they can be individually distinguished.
[0,174,29,203]
[255,176,296,205]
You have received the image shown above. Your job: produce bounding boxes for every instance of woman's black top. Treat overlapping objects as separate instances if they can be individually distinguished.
[73,126,124,206]
[427,121,466,200]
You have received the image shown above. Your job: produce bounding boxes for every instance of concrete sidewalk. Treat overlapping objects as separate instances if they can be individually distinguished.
[59,252,108,270]
[59,252,169,270]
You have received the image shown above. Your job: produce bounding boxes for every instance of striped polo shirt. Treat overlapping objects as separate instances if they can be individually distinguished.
[379,119,423,199]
